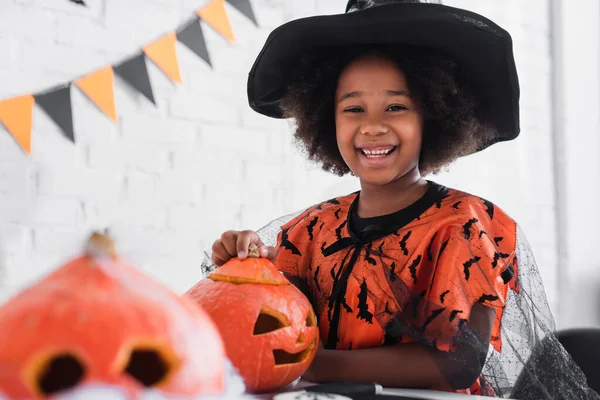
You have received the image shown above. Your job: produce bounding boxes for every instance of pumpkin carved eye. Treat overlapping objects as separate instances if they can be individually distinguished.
[29,352,86,396]
[124,348,170,387]
[253,306,290,335]
[121,342,182,388]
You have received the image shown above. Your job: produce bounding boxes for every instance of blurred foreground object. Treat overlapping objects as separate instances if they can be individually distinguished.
[0,232,230,400]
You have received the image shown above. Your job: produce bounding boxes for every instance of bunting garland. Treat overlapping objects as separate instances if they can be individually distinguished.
[0,0,258,154]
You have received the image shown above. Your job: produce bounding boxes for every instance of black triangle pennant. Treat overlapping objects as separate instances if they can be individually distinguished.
[226,0,258,26]
[114,53,156,104]
[35,84,75,143]
[177,18,212,67]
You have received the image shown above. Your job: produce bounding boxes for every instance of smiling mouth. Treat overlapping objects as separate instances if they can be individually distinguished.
[357,146,397,158]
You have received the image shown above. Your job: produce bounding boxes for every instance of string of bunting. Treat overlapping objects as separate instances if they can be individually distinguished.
[0,0,257,154]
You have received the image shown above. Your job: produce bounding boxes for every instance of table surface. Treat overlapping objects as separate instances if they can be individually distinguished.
[258,379,504,400]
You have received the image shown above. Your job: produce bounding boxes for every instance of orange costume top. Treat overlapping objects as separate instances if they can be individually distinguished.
[273,181,519,395]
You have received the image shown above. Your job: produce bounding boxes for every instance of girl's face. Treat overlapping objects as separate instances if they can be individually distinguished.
[335,54,423,187]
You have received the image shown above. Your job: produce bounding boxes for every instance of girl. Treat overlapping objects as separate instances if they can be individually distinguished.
[205,1,597,398]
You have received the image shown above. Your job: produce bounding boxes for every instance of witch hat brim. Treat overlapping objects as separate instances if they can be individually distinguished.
[247,2,521,147]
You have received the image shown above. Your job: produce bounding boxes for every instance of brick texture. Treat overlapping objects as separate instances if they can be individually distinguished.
[0,0,568,319]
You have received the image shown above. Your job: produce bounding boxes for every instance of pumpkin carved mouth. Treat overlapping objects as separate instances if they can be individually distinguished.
[273,340,317,366]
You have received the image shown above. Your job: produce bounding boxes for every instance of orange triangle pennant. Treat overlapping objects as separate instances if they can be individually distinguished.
[75,66,118,122]
[0,94,35,154]
[197,0,235,43]
[143,32,182,84]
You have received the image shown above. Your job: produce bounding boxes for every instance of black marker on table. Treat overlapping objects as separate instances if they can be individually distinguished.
[303,382,383,396]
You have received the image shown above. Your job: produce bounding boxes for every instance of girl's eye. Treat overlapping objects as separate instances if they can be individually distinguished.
[343,107,363,113]
[387,105,408,112]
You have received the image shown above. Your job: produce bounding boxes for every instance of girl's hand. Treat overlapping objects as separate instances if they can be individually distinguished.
[302,340,327,383]
[211,230,277,266]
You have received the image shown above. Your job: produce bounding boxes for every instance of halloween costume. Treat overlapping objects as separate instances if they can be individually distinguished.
[200,0,600,398]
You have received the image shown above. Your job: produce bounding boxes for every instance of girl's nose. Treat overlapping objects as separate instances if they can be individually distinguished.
[359,117,388,136]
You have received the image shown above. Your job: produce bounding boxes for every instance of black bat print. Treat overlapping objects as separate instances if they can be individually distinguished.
[280,227,301,256]
[494,236,504,246]
[313,265,321,292]
[422,307,446,332]
[377,242,385,256]
[306,217,318,241]
[449,309,463,322]
[452,201,462,210]
[491,251,510,268]
[481,198,494,219]
[479,230,487,238]
[356,279,374,323]
[341,297,353,313]
[435,193,451,208]
[463,256,481,280]
[384,301,393,315]
[327,264,341,320]
[439,238,449,259]
[440,289,450,304]
[412,289,427,317]
[399,231,412,256]
[335,220,347,240]
[315,198,341,210]
[462,218,479,240]
[364,243,377,265]
[478,294,500,303]
[389,261,397,282]
[320,241,327,256]
[427,232,438,261]
[409,255,422,284]
[334,208,341,219]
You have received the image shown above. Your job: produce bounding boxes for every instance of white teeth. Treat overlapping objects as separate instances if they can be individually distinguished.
[361,147,394,157]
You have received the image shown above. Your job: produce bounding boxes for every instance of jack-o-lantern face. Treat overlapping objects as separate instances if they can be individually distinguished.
[185,245,319,394]
[0,233,227,400]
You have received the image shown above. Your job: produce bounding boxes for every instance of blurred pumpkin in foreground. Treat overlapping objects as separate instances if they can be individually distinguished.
[0,232,228,400]
[185,244,319,394]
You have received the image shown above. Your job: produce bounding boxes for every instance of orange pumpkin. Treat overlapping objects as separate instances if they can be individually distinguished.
[0,232,226,400]
[185,244,319,394]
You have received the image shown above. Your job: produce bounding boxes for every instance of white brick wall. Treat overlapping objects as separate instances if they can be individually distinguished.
[0,0,597,328]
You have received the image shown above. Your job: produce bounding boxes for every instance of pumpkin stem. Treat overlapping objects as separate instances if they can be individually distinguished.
[247,243,260,258]
[84,231,117,259]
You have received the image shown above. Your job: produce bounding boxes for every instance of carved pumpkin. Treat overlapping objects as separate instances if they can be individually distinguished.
[0,232,227,400]
[185,244,319,394]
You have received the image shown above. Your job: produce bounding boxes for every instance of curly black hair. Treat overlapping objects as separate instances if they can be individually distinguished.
[280,44,497,176]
